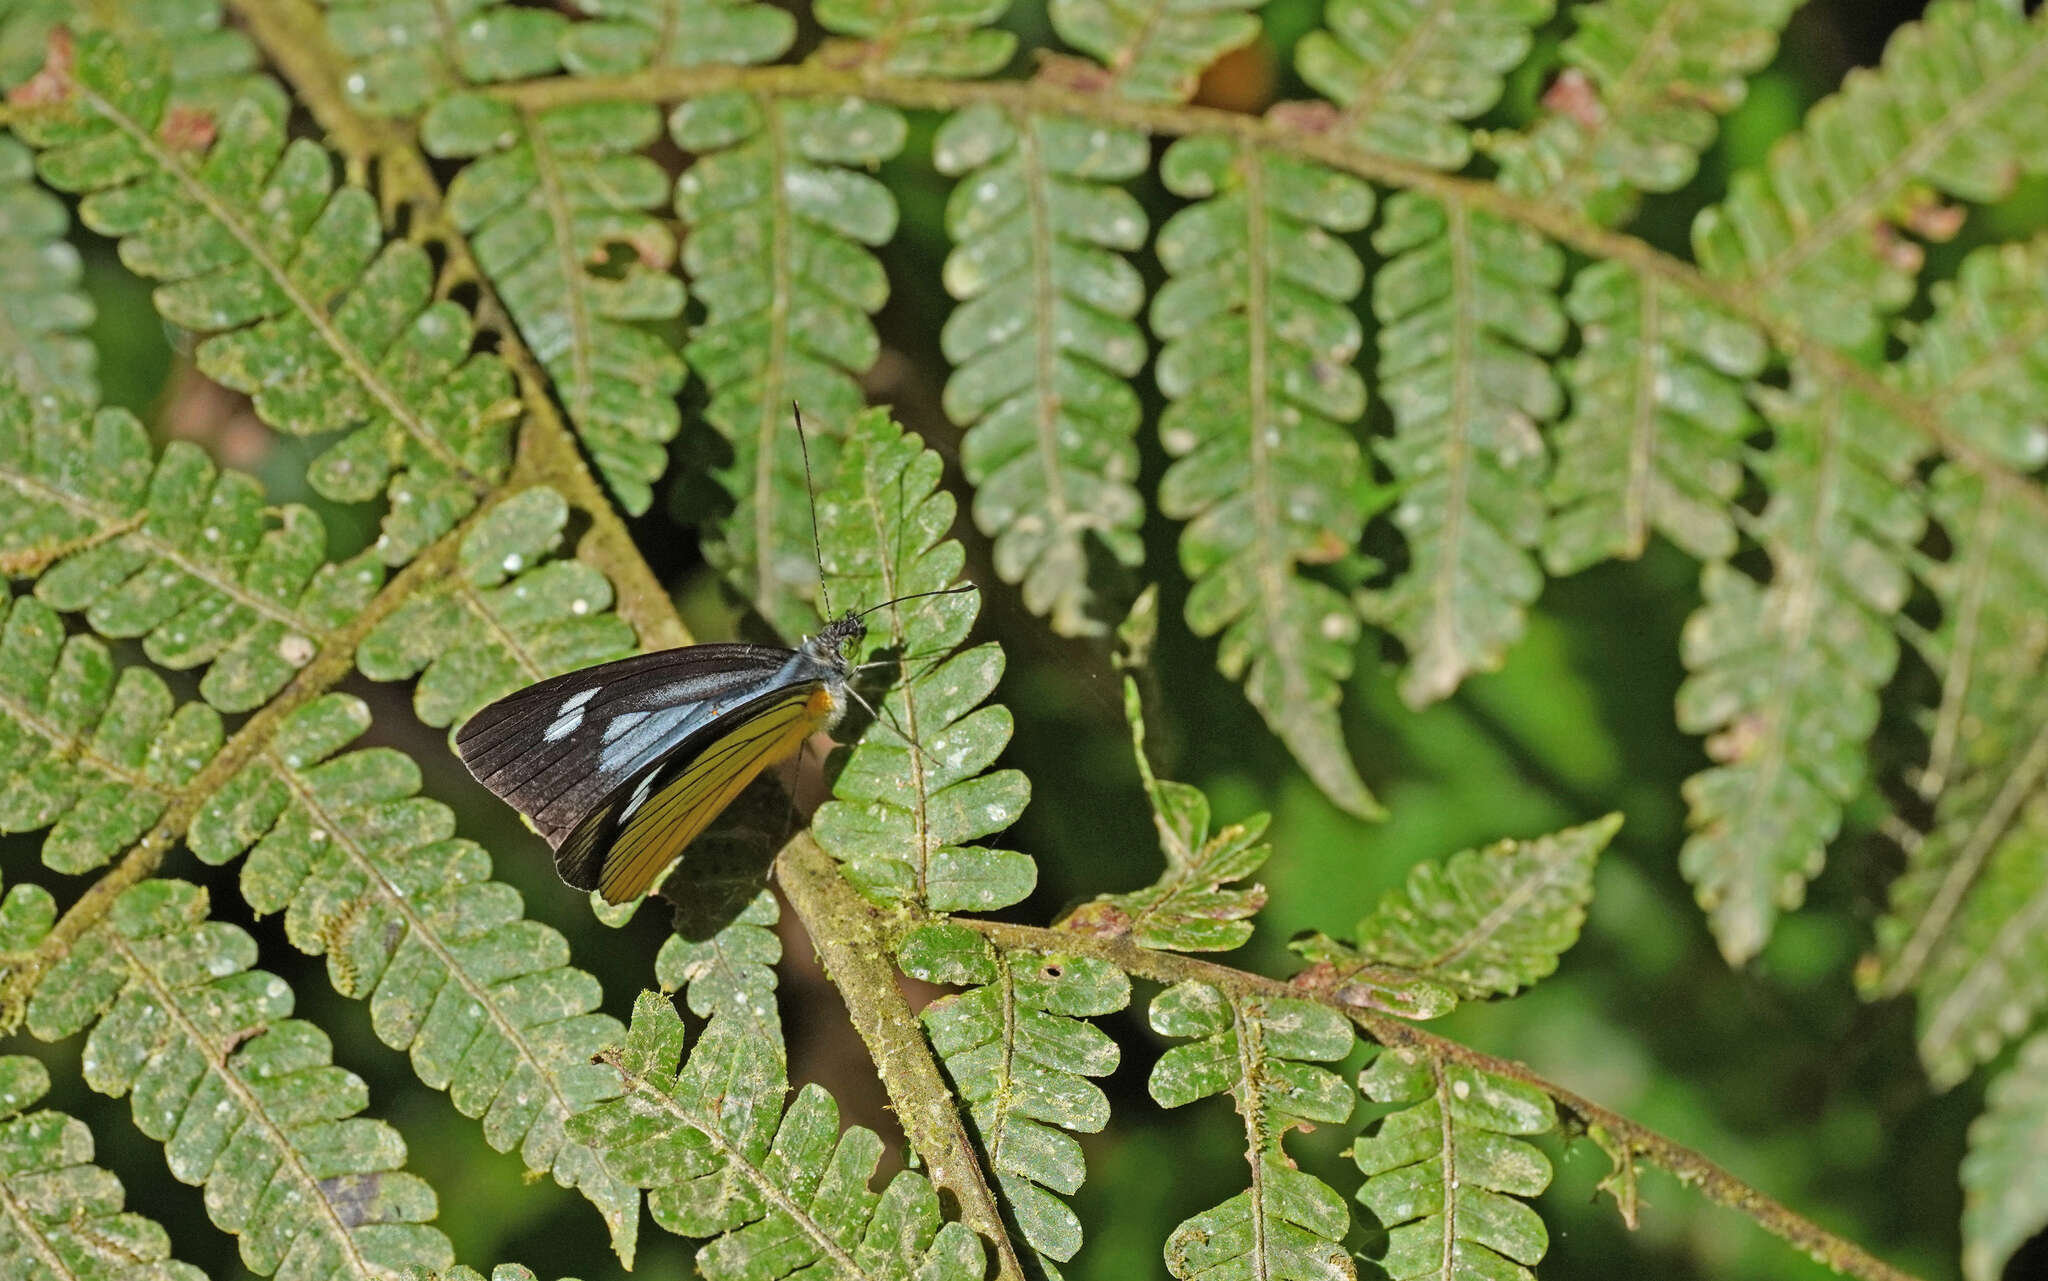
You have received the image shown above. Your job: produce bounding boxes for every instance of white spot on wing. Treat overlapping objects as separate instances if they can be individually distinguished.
[603,711,650,743]
[620,770,660,821]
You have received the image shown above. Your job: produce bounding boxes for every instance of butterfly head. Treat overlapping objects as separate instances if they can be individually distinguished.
[807,608,868,671]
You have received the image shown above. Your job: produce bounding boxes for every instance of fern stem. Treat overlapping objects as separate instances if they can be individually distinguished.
[966,919,1929,1281]
[776,836,1030,1281]
[485,63,2048,527]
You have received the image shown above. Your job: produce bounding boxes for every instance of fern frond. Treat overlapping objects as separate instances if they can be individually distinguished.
[675,91,903,638]
[559,0,796,75]
[10,32,519,565]
[1151,134,1382,818]
[1059,675,1269,951]
[1,393,384,711]
[656,889,784,1053]
[1364,193,1564,707]
[1296,0,1554,170]
[812,409,1036,912]
[1353,1044,1556,1280]
[1864,241,2048,1081]
[903,924,1129,1266]
[1492,0,1799,223]
[323,0,566,117]
[937,104,1148,636]
[816,0,1014,78]
[1542,263,1766,573]
[356,486,637,728]
[1692,0,2048,350]
[0,595,222,875]
[1149,981,1355,1280]
[186,690,642,1258]
[0,1053,206,1281]
[1678,378,1923,964]
[24,878,456,1280]
[0,135,94,404]
[1049,0,1258,103]
[1962,1029,2048,1281]
[427,94,686,515]
[1296,815,1618,1006]
[571,991,988,1279]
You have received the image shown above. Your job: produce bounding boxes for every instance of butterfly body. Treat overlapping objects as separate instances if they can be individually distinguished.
[456,612,866,903]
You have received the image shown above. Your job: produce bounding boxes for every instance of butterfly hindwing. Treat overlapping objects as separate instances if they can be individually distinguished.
[554,682,835,902]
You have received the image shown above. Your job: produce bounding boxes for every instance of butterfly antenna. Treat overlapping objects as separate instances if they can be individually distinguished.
[842,681,947,775]
[793,401,832,619]
[854,584,976,621]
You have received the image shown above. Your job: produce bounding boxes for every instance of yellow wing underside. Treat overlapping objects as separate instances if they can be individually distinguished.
[597,685,834,903]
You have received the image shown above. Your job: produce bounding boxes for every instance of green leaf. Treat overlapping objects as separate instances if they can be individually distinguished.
[1492,0,1800,223]
[11,32,519,564]
[2,0,285,121]
[1,391,384,711]
[1354,1045,1556,1280]
[1678,377,1923,964]
[357,485,637,729]
[0,133,94,404]
[1962,1030,2048,1281]
[0,594,222,874]
[1692,1,2048,350]
[324,0,566,117]
[1059,675,1269,951]
[0,1052,209,1281]
[811,409,1036,912]
[1049,0,1258,102]
[1148,981,1355,1280]
[571,992,987,1279]
[24,878,456,1280]
[430,94,686,515]
[674,91,904,639]
[656,889,785,1055]
[1297,0,1555,169]
[1543,262,1767,574]
[815,0,1015,78]
[1297,816,1618,1005]
[186,692,642,1262]
[937,104,1149,636]
[919,946,1129,1265]
[559,0,796,74]
[1151,134,1382,818]
[1363,193,1564,707]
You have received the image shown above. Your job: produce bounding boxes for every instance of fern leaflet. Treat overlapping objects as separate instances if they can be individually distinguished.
[25,879,455,1280]
[1059,674,1269,951]
[1364,193,1564,707]
[0,134,93,404]
[1962,1030,2048,1281]
[811,409,1035,912]
[0,1053,206,1281]
[428,94,687,515]
[676,91,902,638]
[1354,1045,1556,1280]
[570,992,987,1279]
[1049,0,1258,103]
[1151,134,1382,818]
[903,924,1129,1267]
[1149,980,1356,1280]
[937,103,1148,636]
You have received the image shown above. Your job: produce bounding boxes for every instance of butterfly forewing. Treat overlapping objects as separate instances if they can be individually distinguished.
[455,644,798,845]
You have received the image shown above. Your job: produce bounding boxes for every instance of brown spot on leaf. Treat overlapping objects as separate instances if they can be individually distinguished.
[1266,99,1343,135]
[1034,52,1115,94]
[1542,68,1605,128]
[8,27,74,106]
[159,105,216,151]
[1056,900,1133,938]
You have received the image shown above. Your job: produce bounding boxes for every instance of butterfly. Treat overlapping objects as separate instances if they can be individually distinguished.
[456,409,966,904]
